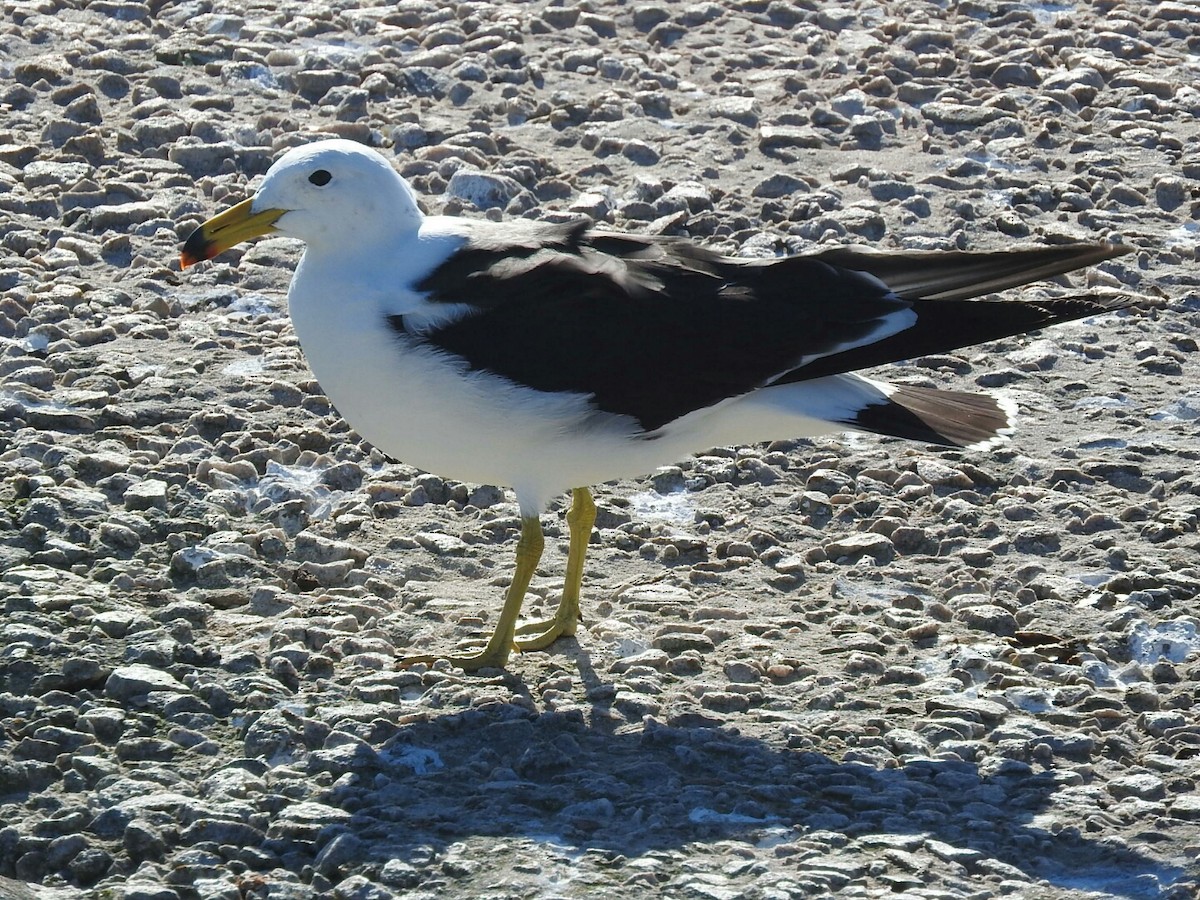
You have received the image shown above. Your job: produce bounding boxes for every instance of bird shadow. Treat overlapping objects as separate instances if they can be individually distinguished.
[282,653,1192,900]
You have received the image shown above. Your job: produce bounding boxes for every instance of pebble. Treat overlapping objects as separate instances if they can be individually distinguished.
[915,459,972,489]
[445,170,523,210]
[104,665,189,700]
[823,533,895,564]
[1108,773,1167,801]
[1152,176,1187,212]
[656,182,712,214]
[751,172,809,199]
[759,125,826,152]
[707,96,759,127]
[922,102,1014,130]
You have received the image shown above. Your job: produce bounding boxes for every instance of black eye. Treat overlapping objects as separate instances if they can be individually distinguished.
[309,169,332,186]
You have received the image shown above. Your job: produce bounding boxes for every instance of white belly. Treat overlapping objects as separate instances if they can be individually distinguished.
[288,281,661,510]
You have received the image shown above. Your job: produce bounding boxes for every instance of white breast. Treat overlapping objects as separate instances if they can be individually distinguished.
[283,248,647,512]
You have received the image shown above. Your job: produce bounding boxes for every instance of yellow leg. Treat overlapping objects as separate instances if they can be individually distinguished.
[400,515,544,671]
[513,487,595,650]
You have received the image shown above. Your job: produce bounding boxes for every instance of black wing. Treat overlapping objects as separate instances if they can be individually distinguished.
[396,220,1130,433]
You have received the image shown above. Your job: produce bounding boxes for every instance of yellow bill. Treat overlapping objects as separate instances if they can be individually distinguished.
[180,197,286,268]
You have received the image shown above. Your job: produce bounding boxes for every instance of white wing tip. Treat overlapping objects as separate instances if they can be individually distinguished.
[965,393,1018,452]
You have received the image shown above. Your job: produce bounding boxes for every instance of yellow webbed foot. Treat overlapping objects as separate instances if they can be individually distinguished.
[512,487,594,652]
[512,601,581,651]
[398,643,516,672]
[397,489,597,667]
[399,514,544,672]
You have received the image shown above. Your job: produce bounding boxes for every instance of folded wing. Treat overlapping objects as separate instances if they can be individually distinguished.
[396,222,1132,434]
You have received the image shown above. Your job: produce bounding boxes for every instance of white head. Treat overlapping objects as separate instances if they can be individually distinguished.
[257,139,423,245]
[181,139,424,266]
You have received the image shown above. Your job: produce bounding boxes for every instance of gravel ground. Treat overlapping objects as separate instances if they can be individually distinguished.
[2,1,1200,898]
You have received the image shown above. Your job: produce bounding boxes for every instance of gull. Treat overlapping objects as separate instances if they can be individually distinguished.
[180,138,1131,670]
